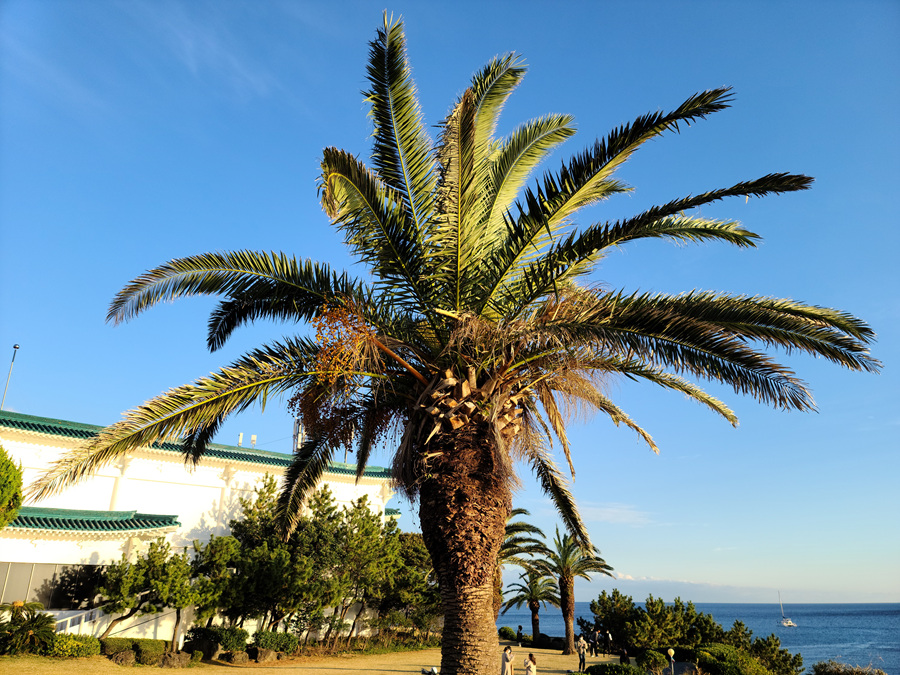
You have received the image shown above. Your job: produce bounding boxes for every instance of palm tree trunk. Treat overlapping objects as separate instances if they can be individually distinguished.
[528,601,540,646]
[418,427,511,675]
[560,575,576,655]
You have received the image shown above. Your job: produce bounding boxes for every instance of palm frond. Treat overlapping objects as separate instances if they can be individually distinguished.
[26,338,319,501]
[533,87,735,229]
[107,252,359,338]
[365,14,437,235]
[320,147,437,317]
[274,434,338,538]
[484,113,576,235]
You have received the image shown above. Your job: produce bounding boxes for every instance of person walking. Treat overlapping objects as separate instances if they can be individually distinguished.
[577,635,588,672]
[501,645,515,675]
[606,629,613,655]
[524,653,537,675]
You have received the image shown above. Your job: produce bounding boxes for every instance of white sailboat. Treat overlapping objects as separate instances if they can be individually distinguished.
[779,591,797,627]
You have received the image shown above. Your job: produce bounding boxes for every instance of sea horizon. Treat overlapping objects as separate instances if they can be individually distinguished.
[498,601,900,674]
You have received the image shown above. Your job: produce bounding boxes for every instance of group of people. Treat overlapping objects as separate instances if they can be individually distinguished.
[500,645,537,675]
[501,625,614,674]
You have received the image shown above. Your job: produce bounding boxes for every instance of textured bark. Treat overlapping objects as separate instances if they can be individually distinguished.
[528,600,540,645]
[418,425,511,675]
[560,574,576,654]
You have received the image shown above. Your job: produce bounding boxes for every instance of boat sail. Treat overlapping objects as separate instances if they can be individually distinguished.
[779,591,797,627]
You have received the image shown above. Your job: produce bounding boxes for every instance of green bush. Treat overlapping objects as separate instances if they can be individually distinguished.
[637,650,670,674]
[185,625,248,652]
[100,637,134,655]
[498,626,517,641]
[253,629,298,653]
[49,633,101,657]
[695,643,770,675]
[131,638,168,666]
[191,649,203,663]
[0,605,57,655]
[812,662,888,675]
[585,663,646,675]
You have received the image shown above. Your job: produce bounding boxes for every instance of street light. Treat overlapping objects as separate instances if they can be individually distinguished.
[1,344,19,411]
[668,648,675,675]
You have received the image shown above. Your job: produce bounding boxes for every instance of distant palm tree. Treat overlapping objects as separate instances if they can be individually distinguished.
[495,508,548,618]
[501,570,560,646]
[29,13,879,675]
[539,529,613,654]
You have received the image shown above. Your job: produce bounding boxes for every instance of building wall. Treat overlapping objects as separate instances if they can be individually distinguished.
[0,414,396,611]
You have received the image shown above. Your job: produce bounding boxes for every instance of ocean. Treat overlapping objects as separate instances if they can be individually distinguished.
[497,602,899,674]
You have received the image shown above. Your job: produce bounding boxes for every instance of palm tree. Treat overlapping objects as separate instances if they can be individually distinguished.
[28,14,878,675]
[501,570,560,646]
[539,528,613,654]
[495,508,548,618]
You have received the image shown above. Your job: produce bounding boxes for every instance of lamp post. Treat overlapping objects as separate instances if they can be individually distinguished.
[1,344,19,411]
[668,648,675,675]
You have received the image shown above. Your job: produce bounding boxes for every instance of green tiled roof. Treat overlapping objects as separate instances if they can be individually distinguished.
[384,508,401,517]
[0,410,391,479]
[9,507,180,532]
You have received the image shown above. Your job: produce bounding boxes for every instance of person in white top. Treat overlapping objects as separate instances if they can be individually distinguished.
[524,653,537,675]
[500,645,515,675]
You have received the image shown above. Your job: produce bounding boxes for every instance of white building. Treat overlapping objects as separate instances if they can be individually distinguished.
[0,410,397,639]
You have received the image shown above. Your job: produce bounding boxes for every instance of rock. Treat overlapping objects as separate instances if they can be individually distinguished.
[255,648,277,663]
[221,651,249,664]
[159,652,191,668]
[111,650,136,666]
[183,638,222,661]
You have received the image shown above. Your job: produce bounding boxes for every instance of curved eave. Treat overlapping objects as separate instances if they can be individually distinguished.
[0,410,392,480]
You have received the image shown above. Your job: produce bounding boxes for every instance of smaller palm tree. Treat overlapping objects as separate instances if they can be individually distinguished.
[501,570,560,647]
[495,508,549,617]
[539,528,614,654]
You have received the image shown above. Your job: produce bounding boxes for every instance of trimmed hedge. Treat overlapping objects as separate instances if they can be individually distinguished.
[185,625,248,652]
[586,664,646,675]
[253,630,298,654]
[50,633,101,658]
[99,637,170,665]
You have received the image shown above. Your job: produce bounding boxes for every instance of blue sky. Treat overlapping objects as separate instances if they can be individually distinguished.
[1,1,897,604]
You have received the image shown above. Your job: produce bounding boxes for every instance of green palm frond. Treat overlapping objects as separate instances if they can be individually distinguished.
[526,441,590,549]
[365,14,437,235]
[483,113,576,234]
[433,89,480,312]
[274,433,340,538]
[320,147,437,315]
[532,87,734,230]
[27,338,320,501]
[107,252,360,337]
[469,53,526,165]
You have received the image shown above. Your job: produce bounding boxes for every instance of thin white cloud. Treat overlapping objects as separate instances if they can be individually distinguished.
[580,502,652,527]
[0,32,107,114]
[126,1,280,100]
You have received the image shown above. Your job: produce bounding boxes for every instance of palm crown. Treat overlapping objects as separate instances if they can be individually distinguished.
[28,16,878,674]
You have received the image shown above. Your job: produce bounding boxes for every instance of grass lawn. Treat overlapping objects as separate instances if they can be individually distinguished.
[0,645,618,674]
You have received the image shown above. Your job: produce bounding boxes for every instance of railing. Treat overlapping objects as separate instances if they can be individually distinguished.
[54,607,106,634]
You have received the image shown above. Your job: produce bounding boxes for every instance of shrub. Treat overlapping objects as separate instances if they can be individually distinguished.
[695,643,770,675]
[185,625,248,652]
[254,629,298,653]
[637,650,670,674]
[100,637,134,655]
[191,649,203,663]
[812,662,888,675]
[586,663,646,675]
[0,605,57,655]
[50,633,101,657]
[498,626,517,641]
[132,638,168,666]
